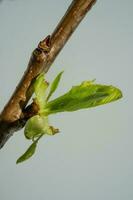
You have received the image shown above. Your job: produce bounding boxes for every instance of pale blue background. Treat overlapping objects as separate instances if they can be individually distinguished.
[0,0,132,199]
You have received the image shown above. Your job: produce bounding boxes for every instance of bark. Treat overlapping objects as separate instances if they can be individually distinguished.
[0,0,97,148]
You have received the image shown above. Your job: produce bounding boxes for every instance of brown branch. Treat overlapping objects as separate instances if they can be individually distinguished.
[0,0,97,148]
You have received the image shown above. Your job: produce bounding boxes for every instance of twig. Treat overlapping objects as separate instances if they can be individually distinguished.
[0,0,97,148]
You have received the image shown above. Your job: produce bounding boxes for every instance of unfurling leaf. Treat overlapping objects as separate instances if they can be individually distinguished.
[16,142,37,164]
[34,73,48,111]
[24,115,53,140]
[18,72,122,164]
[47,71,64,101]
[45,81,122,114]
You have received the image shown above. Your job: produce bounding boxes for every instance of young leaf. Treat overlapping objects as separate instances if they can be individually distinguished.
[34,73,48,111]
[24,115,53,140]
[45,81,122,114]
[47,71,64,101]
[16,142,37,164]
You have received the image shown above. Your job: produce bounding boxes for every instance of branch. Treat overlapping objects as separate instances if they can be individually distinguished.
[0,0,97,148]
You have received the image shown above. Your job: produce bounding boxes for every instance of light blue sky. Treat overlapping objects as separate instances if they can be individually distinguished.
[0,0,132,200]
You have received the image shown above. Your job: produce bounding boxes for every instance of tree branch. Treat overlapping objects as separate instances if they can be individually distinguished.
[0,0,97,148]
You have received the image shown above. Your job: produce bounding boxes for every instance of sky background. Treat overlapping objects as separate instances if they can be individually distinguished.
[0,0,132,199]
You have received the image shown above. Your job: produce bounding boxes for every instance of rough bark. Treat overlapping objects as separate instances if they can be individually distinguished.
[0,0,97,148]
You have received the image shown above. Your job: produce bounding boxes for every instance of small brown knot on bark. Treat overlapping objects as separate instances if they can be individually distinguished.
[38,35,51,53]
[33,35,51,63]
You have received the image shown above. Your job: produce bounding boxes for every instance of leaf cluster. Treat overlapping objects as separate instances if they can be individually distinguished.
[17,72,122,164]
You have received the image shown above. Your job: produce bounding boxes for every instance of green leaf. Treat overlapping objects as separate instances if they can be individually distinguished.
[16,142,37,164]
[45,81,122,114]
[34,73,48,111]
[24,115,53,140]
[47,71,64,101]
